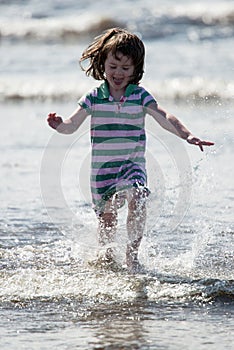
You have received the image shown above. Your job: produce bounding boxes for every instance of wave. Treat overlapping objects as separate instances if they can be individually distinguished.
[0,242,233,304]
[131,3,234,41]
[0,16,124,43]
[0,3,234,43]
[0,263,233,304]
[0,76,233,103]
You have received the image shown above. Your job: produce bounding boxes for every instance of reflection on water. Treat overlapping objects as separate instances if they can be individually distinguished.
[1,297,233,349]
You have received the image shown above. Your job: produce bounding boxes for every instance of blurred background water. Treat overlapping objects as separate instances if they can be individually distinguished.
[0,0,233,349]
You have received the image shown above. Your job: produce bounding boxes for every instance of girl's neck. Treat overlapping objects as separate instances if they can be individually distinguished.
[108,85,126,102]
[112,92,124,102]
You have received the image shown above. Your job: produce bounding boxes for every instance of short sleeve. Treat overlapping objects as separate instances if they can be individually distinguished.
[141,88,157,107]
[78,92,93,114]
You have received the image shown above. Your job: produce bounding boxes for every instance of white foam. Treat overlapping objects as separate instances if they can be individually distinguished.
[0,2,233,42]
[0,76,233,102]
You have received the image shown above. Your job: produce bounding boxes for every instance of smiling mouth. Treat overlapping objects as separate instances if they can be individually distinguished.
[113,78,124,85]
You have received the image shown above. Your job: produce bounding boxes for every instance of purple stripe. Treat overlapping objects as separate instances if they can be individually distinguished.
[92,152,145,163]
[93,104,143,114]
[91,179,117,188]
[143,94,154,105]
[91,117,143,126]
[92,141,141,150]
[122,105,143,113]
[91,167,121,175]
[94,104,116,112]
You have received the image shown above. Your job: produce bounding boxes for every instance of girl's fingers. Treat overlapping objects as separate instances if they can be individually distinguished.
[199,142,204,152]
[47,112,57,119]
[201,141,214,146]
[197,140,214,152]
[187,136,214,151]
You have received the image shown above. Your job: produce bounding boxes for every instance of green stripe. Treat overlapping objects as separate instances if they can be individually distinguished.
[92,111,144,119]
[93,146,144,157]
[91,135,146,143]
[91,124,142,131]
[91,172,117,182]
[92,166,145,182]
[91,160,126,169]
[141,90,150,101]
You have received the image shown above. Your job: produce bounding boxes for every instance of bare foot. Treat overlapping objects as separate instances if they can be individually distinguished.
[89,248,123,272]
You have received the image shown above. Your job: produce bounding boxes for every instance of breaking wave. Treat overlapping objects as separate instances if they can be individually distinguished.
[0,3,234,43]
[0,241,233,304]
[0,76,233,103]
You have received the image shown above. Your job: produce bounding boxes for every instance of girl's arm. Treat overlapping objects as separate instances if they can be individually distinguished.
[147,102,214,151]
[47,105,88,134]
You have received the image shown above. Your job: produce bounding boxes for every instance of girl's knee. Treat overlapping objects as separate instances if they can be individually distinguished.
[127,186,149,211]
[128,193,146,212]
[99,212,117,228]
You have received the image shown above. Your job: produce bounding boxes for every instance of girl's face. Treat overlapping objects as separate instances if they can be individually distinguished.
[104,51,135,97]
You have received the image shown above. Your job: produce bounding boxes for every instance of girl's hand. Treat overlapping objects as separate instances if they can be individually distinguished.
[47,112,63,129]
[186,135,214,152]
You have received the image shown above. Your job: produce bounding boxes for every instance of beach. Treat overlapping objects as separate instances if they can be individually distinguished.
[0,0,233,349]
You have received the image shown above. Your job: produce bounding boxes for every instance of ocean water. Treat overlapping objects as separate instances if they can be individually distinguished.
[0,0,234,349]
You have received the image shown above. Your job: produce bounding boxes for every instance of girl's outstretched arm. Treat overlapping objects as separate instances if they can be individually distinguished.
[147,102,214,151]
[47,106,88,134]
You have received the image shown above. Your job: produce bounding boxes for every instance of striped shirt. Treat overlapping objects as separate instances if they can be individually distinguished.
[78,81,156,213]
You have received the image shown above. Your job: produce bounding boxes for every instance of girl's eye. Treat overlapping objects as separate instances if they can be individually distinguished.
[110,66,116,69]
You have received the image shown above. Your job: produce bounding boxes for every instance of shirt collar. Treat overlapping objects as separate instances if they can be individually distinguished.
[97,81,138,100]
[97,81,110,99]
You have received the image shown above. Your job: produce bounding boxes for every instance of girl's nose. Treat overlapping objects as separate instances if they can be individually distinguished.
[115,67,123,76]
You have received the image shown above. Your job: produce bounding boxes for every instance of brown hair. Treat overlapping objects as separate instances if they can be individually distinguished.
[79,28,145,84]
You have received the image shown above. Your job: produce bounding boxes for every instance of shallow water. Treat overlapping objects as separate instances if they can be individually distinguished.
[1,0,234,349]
[1,100,233,349]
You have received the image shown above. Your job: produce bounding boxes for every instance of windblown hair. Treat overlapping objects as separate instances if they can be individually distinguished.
[79,28,145,84]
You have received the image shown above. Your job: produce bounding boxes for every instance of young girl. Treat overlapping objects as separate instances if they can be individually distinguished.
[47,28,214,273]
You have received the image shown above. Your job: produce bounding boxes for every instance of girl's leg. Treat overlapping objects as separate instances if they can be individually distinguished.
[126,188,147,271]
[98,211,117,246]
[97,198,118,262]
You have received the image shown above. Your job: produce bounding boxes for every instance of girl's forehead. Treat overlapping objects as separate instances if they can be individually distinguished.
[106,51,133,65]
